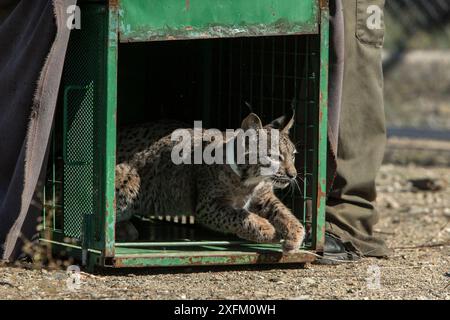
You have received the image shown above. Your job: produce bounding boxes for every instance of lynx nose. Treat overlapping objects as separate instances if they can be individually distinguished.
[286,169,297,179]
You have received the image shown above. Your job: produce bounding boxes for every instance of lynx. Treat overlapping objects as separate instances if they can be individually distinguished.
[115,112,304,253]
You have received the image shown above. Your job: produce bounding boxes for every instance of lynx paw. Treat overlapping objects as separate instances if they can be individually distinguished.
[256,219,278,243]
[238,214,277,243]
[282,225,305,254]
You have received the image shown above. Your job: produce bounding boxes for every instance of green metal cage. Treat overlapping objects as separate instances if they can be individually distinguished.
[41,0,329,270]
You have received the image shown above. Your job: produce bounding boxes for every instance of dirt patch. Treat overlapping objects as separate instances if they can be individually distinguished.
[0,164,449,300]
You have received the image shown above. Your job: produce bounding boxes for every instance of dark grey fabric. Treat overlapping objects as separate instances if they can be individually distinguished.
[326,0,345,193]
[0,0,75,260]
[326,0,390,257]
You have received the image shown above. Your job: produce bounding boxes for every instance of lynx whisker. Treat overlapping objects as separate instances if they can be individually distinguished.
[293,176,304,197]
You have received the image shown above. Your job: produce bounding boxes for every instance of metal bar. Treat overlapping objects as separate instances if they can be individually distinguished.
[52,127,56,229]
[259,38,264,109]
[112,251,316,268]
[271,37,275,115]
[217,40,223,125]
[312,6,329,252]
[282,37,287,108]
[303,36,310,227]
[40,238,102,254]
[239,38,243,115]
[118,0,319,42]
[115,241,248,248]
[228,39,233,125]
[201,41,212,126]
[102,1,119,257]
[250,39,254,105]
[43,165,47,230]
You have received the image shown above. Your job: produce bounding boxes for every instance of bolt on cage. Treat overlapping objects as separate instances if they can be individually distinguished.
[40,0,329,270]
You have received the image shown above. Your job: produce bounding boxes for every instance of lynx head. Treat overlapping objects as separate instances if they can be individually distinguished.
[232,111,298,189]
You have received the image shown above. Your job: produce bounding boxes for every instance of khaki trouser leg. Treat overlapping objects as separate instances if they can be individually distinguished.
[326,0,390,257]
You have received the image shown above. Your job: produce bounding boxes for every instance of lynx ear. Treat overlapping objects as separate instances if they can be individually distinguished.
[241,113,263,131]
[268,109,295,134]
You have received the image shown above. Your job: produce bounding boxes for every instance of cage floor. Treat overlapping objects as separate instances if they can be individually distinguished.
[109,219,316,268]
[111,248,316,268]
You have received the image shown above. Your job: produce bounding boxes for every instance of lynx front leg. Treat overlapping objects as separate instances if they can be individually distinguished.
[250,193,305,253]
[196,203,278,244]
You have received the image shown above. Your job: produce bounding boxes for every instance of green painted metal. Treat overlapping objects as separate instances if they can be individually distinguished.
[118,0,319,42]
[115,241,247,247]
[102,3,119,258]
[312,6,329,251]
[40,238,102,255]
[112,250,316,268]
[114,244,284,254]
[115,254,262,268]
[41,4,109,258]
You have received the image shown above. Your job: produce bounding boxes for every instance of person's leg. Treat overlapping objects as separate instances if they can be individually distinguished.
[326,0,390,257]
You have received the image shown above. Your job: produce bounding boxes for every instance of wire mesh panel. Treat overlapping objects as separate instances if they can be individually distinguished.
[63,84,95,238]
[117,36,320,248]
[43,5,106,242]
[43,130,63,232]
[210,35,320,247]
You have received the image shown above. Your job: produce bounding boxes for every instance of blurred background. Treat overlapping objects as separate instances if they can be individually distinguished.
[383,0,450,166]
[373,1,449,276]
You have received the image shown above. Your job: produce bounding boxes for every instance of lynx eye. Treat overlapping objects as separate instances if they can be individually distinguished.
[267,152,284,162]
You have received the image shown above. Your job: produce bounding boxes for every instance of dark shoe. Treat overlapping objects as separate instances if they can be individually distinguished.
[314,233,361,265]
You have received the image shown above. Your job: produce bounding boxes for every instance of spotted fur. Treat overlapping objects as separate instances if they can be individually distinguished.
[115,113,304,252]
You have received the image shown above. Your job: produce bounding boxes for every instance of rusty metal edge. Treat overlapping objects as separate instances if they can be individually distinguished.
[119,28,319,43]
[109,252,316,268]
[319,0,329,10]
[313,1,329,253]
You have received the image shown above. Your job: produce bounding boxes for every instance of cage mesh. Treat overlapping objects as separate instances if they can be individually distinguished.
[211,35,319,237]
[43,5,105,240]
[43,5,321,249]
[63,84,95,238]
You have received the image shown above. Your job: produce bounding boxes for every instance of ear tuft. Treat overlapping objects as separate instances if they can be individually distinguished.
[241,113,263,131]
[267,109,295,134]
[244,101,253,113]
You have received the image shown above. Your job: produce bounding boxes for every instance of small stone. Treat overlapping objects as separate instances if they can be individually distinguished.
[303,278,316,285]
[444,208,450,217]
[386,186,395,193]
[393,182,403,191]
[385,196,400,209]
[392,217,401,224]
[289,295,311,300]
[409,207,425,215]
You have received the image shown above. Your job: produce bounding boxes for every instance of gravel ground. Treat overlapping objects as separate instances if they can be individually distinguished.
[1,159,449,300]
